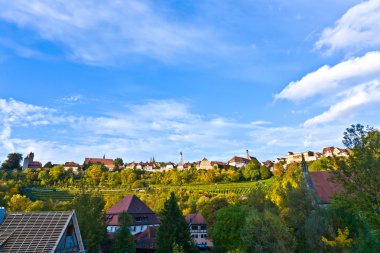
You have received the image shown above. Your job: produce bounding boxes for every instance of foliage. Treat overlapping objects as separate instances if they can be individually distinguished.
[322,228,353,253]
[210,206,246,252]
[241,209,296,253]
[242,160,260,180]
[342,124,370,149]
[72,193,106,253]
[156,192,198,253]
[1,153,22,170]
[111,211,135,253]
[7,194,30,211]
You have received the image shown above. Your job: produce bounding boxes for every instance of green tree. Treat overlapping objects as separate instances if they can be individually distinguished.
[72,193,106,253]
[334,127,380,233]
[259,165,271,179]
[49,165,65,182]
[242,160,260,180]
[156,192,198,253]
[1,153,22,170]
[114,158,124,169]
[322,227,353,253]
[342,124,369,149]
[112,211,135,253]
[241,209,296,253]
[210,206,246,252]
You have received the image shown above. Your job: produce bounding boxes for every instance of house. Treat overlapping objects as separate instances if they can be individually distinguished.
[228,150,259,168]
[63,162,80,173]
[210,161,226,169]
[198,158,213,170]
[322,147,350,158]
[286,151,317,164]
[301,155,343,205]
[0,208,84,253]
[83,156,115,170]
[22,152,42,170]
[106,195,160,236]
[228,156,250,168]
[185,212,213,250]
[261,160,274,171]
[135,226,158,253]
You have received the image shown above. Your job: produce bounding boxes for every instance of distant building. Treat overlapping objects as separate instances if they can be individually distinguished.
[185,212,213,250]
[0,209,84,253]
[228,150,259,168]
[210,161,226,169]
[286,151,317,164]
[63,162,80,173]
[261,160,274,171]
[83,155,114,170]
[322,147,350,158]
[198,158,213,170]
[177,152,184,170]
[22,152,42,170]
[106,195,160,235]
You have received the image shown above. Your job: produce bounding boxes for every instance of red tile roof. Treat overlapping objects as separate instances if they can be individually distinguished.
[84,158,114,168]
[228,156,250,164]
[309,171,343,204]
[106,195,159,226]
[185,212,208,225]
[28,161,42,167]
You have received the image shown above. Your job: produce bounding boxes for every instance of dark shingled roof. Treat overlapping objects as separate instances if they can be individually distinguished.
[106,195,160,226]
[0,210,84,253]
[309,171,343,204]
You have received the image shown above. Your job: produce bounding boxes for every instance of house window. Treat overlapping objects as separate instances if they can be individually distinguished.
[135,216,148,223]
[191,225,197,230]
[200,225,206,230]
[194,234,198,238]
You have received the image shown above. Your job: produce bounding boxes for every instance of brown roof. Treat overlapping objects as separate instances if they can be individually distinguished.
[228,156,250,164]
[106,195,159,226]
[309,171,343,204]
[28,161,42,167]
[322,147,335,154]
[64,162,80,167]
[135,226,158,250]
[185,212,208,225]
[84,158,114,168]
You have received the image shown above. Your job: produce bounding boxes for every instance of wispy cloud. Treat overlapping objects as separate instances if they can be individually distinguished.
[0,98,358,164]
[275,51,380,101]
[0,0,222,65]
[304,81,380,126]
[316,0,380,54]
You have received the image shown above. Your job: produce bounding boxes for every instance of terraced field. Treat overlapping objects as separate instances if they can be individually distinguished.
[24,178,274,201]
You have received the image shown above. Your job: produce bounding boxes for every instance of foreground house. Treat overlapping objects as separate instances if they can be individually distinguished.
[106,195,160,235]
[301,155,343,205]
[135,226,158,253]
[0,208,84,253]
[185,212,213,250]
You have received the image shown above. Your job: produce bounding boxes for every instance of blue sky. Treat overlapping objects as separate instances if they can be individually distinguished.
[1,0,380,164]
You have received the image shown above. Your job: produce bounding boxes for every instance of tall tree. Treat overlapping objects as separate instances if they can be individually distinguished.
[156,192,198,253]
[111,211,135,253]
[241,209,296,253]
[1,153,22,170]
[210,206,246,252]
[72,193,106,253]
[342,124,370,149]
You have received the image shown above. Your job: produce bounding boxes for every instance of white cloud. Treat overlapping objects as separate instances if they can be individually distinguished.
[1,98,364,164]
[304,80,380,126]
[275,51,380,101]
[316,0,380,54]
[0,0,218,65]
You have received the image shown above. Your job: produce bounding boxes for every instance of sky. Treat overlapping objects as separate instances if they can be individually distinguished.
[1,0,380,164]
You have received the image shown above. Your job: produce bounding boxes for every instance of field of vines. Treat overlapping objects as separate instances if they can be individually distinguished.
[24,178,274,201]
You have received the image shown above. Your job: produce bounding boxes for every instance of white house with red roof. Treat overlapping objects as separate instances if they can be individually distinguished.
[105,195,160,235]
[185,212,213,249]
[22,152,42,170]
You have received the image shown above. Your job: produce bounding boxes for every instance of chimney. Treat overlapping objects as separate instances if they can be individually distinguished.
[0,207,5,224]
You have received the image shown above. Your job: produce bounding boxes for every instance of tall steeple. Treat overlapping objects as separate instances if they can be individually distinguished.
[246,149,251,160]
[301,153,308,173]
[179,152,183,164]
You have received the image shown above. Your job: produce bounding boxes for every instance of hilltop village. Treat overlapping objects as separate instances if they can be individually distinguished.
[21,147,351,173]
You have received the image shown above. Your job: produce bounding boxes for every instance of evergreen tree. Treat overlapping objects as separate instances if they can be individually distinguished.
[156,192,198,253]
[72,193,106,253]
[112,211,135,253]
